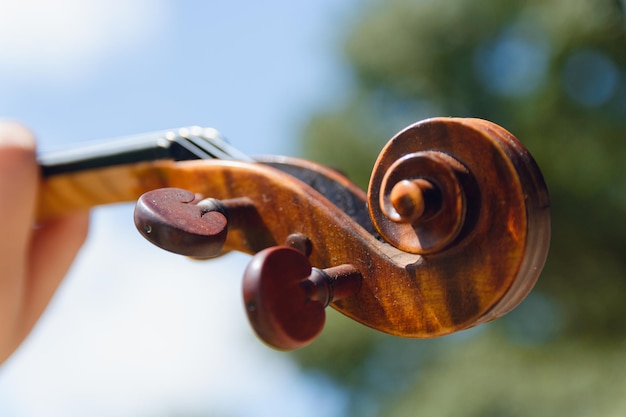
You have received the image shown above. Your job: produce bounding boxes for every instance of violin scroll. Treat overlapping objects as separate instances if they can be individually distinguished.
[128,118,549,348]
[37,117,550,350]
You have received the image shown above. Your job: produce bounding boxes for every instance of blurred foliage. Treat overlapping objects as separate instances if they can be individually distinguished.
[294,0,626,415]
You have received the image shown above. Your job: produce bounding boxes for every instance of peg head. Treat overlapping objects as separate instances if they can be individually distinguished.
[134,187,228,258]
[243,246,327,350]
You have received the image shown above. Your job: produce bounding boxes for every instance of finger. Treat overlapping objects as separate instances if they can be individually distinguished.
[0,121,37,324]
[19,211,90,337]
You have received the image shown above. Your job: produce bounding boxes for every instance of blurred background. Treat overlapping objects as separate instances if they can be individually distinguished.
[1,0,625,416]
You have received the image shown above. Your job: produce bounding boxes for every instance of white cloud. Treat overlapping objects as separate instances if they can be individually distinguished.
[0,0,168,82]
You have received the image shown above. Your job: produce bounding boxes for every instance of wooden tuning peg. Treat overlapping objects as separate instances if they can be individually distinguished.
[242,246,362,350]
[134,187,253,258]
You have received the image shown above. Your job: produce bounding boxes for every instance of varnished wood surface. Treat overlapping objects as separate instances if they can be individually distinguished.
[37,118,550,339]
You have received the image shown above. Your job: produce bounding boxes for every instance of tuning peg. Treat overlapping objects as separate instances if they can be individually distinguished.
[134,187,233,258]
[242,246,362,350]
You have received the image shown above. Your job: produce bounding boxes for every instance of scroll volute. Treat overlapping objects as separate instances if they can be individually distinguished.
[361,118,550,330]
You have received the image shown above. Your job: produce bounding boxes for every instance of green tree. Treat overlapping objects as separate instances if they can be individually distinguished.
[293,1,626,416]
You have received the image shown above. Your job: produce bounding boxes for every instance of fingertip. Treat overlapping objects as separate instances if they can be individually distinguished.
[0,120,36,151]
[0,120,37,184]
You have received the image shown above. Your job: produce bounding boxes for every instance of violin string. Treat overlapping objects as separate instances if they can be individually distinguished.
[174,127,254,162]
[38,126,252,177]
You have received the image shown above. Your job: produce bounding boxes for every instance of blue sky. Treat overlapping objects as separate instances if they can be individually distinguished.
[0,1,360,416]
[0,1,357,154]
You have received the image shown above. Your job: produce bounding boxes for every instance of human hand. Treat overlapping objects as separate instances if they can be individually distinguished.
[0,121,89,364]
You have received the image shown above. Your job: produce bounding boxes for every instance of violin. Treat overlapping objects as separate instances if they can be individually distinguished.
[38,118,550,350]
